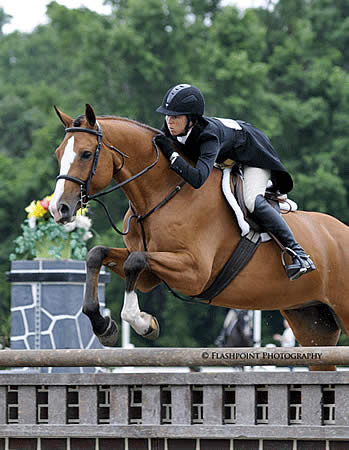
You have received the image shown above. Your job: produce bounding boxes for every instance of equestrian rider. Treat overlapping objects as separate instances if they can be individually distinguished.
[155,83,315,281]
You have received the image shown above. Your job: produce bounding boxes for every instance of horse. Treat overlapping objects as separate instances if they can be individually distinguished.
[50,104,349,371]
[215,309,254,348]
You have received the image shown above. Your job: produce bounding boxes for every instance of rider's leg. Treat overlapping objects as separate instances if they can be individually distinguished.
[243,166,316,281]
[252,195,316,279]
[243,166,271,213]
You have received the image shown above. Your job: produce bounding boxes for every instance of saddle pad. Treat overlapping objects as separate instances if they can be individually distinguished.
[222,167,250,236]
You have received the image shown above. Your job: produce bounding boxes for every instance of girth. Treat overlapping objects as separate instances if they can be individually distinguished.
[196,230,261,302]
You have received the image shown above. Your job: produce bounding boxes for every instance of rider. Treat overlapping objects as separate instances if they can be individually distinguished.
[155,83,315,281]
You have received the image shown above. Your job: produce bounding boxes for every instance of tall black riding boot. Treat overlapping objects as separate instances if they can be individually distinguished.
[252,195,316,280]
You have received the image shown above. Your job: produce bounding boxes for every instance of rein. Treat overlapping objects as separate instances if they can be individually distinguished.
[56,124,184,239]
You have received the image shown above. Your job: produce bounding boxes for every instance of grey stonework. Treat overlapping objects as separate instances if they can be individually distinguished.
[8,260,110,373]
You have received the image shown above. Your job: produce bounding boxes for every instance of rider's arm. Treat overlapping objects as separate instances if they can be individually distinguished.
[170,138,219,188]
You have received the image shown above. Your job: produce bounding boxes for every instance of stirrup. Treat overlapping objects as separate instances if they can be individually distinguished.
[281,248,310,281]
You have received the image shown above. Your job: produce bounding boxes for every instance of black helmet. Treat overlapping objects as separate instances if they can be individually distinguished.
[156,84,205,116]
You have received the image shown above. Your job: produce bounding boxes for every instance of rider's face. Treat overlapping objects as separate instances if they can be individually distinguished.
[166,115,188,136]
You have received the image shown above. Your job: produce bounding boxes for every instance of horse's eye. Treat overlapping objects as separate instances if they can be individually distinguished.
[81,151,92,160]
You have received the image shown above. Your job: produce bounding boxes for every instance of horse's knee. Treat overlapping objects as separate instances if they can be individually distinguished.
[123,252,148,291]
[87,245,109,270]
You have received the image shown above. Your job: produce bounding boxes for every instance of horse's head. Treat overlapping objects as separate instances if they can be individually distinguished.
[50,104,121,223]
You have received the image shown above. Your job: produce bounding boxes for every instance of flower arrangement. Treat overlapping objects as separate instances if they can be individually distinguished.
[10,194,93,261]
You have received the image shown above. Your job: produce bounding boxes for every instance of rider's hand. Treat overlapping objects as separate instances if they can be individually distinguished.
[154,134,174,160]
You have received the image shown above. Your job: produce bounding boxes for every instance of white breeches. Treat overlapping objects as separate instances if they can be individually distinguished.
[243,166,271,213]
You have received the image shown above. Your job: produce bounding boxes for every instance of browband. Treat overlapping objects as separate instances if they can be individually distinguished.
[65,127,102,136]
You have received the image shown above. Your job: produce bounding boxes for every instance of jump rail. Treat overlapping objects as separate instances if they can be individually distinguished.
[0,346,348,367]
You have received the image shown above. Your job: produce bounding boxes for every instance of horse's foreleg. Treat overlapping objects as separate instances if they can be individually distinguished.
[83,245,129,347]
[121,249,209,341]
[121,252,160,340]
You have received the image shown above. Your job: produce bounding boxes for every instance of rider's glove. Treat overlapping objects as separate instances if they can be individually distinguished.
[154,134,174,160]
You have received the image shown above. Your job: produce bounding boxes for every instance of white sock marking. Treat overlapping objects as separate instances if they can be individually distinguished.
[121,291,151,335]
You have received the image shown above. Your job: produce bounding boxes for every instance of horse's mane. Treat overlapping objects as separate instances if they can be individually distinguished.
[73,114,161,135]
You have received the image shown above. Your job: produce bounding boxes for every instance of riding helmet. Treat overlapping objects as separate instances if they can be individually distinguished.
[156,84,205,116]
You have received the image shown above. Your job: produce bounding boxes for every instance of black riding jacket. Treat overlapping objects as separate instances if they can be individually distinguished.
[162,116,293,194]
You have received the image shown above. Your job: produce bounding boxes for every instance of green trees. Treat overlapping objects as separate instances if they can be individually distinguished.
[259,0,349,220]
[1,0,349,347]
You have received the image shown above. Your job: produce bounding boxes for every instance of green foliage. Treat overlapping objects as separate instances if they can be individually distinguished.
[1,0,349,347]
[9,218,90,261]
[0,8,11,35]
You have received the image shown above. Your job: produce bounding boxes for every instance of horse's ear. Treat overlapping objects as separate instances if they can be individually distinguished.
[85,104,96,127]
[54,105,73,128]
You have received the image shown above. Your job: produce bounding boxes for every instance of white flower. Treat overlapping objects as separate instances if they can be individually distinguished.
[28,217,36,229]
[64,221,76,232]
[75,215,92,231]
[82,231,93,241]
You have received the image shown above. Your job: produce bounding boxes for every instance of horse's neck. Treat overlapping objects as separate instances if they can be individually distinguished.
[106,120,178,215]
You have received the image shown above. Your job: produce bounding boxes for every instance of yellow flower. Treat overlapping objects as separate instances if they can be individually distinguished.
[25,200,48,219]
[76,204,89,216]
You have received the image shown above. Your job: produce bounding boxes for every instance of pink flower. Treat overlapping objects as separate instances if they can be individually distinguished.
[40,198,50,210]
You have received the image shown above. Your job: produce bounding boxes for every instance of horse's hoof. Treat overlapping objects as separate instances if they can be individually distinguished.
[143,316,160,341]
[96,316,119,347]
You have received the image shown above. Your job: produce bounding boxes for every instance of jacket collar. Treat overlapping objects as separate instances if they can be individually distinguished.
[176,127,193,144]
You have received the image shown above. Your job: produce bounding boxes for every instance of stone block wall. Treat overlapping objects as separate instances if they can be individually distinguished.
[7,260,111,373]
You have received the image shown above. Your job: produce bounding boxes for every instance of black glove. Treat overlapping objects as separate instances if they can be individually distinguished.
[154,134,174,160]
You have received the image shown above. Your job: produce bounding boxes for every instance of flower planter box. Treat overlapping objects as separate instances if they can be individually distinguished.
[7,260,110,373]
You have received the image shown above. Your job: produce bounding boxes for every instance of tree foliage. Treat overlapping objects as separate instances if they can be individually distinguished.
[1,0,349,347]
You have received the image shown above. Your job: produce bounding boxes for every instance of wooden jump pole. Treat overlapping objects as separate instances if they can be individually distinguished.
[0,347,348,367]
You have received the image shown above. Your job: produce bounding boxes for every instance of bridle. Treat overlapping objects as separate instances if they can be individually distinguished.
[57,125,104,206]
[56,123,184,238]
[56,123,158,207]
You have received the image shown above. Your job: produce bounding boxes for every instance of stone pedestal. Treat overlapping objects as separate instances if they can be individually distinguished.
[7,260,110,373]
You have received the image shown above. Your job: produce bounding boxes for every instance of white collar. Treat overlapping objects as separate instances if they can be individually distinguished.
[176,127,193,144]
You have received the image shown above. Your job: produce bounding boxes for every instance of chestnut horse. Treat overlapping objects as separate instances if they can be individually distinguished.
[50,104,349,370]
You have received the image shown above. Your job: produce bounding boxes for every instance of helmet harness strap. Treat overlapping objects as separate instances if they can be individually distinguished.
[177,115,195,137]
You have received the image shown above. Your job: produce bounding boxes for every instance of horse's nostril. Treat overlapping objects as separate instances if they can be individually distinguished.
[60,203,69,213]
[58,203,71,222]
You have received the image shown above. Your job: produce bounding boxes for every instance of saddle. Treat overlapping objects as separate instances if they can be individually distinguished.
[195,164,296,303]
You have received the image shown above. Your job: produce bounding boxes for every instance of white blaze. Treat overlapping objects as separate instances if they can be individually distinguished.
[49,136,76,221]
